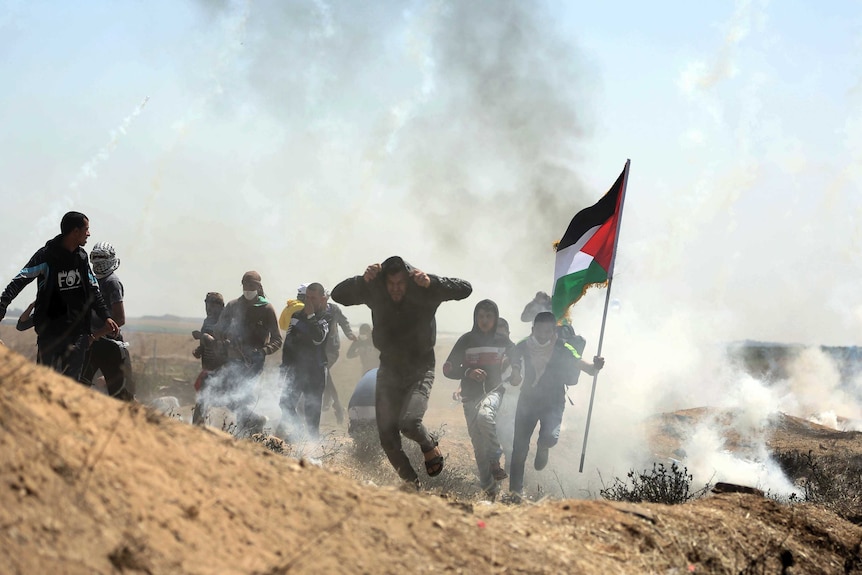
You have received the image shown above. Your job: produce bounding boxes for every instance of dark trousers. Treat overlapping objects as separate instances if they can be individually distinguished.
[508,393,565,493]
[80,338,133,401]
[279,362,326,439]
[37,332,89,382]
[322,350,343,415]
[376,361,436,482]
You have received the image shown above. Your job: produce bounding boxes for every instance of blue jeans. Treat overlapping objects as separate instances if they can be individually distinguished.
[462,388,504,492]
[508,393,565,494]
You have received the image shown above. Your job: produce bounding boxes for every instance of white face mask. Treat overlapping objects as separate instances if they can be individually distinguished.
[243,290,258,301]
[529,334,553,347]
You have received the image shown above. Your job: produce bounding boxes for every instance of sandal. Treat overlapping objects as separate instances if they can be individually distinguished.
[423,441,444,477]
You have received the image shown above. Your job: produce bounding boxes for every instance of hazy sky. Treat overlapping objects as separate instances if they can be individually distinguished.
[1,0,860,347]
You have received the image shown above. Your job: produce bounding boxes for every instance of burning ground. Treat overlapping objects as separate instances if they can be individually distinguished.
[1,346,862,574]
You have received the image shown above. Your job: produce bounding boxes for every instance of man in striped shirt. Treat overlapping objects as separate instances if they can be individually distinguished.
[444,299,515,499]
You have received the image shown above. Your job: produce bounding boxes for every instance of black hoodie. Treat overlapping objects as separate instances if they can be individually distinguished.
[331,256,472,367]
[443,299,515,400]
[0,235,111,338]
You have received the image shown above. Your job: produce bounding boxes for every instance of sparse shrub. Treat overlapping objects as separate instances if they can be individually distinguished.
[250,430,344,463]
[250,433,288,455]
[599,462,711,505]
[773,450,862,525]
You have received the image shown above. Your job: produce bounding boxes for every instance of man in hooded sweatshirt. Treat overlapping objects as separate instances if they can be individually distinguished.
[209,271,282,436]
[331,256,472,487]
[443,299,516,498]
[0,211,118,380]
[507,311,604,501]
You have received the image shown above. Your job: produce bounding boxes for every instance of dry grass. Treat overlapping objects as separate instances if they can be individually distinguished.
[3,342,862,574]
[773,449,862,524]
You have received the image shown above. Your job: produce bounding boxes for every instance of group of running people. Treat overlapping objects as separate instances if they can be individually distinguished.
[0,212,605,501]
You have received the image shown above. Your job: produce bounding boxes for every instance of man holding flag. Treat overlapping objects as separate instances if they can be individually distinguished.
[557,160,630,473]
[507,161,629,500]
[507,312,604,500]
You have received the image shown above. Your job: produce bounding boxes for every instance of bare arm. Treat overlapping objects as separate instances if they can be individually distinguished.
[92,301,125,339]
[578,356,605,377]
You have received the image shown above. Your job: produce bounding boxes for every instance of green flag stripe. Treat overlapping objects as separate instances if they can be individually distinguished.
[551,259,608,318]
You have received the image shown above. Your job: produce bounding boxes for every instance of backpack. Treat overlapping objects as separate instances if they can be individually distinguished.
[557,324,587,385]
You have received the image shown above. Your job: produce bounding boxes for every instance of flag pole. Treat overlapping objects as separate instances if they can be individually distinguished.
[579,159,631,473]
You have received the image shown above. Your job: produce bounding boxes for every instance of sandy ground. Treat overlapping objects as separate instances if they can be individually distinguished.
[2,344,862,574]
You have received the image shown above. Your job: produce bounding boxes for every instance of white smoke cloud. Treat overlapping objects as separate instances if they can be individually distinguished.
[534,0,862,497]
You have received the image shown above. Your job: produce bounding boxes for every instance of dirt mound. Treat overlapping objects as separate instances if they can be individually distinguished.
[644,406,862,460]
[2,347,861,574]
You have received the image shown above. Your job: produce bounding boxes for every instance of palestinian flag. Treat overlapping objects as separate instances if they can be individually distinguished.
[552,161,629,319]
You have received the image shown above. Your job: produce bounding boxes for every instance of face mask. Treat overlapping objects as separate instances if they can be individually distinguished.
[530,334,553,347]
[243,290,258,301]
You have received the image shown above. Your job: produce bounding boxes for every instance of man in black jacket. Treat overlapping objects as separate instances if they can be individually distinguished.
[277,282,330,440]
[332,256,472,486]
[0,212,117,381]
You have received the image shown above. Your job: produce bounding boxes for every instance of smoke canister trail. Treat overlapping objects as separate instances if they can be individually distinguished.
[69,96,150,190]
[2,95,151,290]
[132,0,252,248]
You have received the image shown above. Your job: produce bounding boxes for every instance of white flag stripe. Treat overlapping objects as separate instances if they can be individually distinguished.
[554,244,594,280]
[560,224,600,254]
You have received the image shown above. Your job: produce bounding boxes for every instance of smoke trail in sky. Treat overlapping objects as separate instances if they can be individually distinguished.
[133,0,252,252]
[1,94,149,296]
[69,96,150,190]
